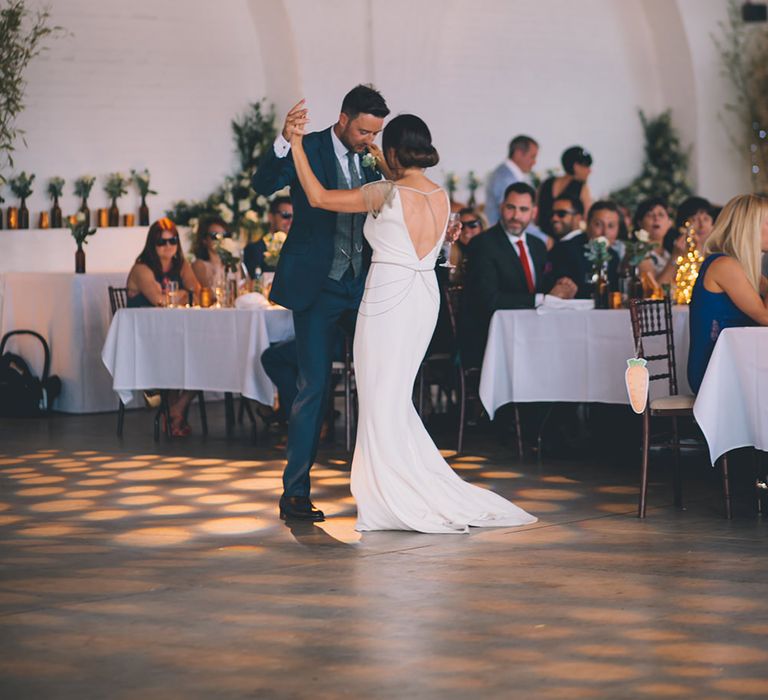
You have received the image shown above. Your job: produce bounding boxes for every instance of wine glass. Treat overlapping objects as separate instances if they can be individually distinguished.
[439,213,461,269]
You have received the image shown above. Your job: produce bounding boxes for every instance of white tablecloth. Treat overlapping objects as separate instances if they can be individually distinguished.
[693,327,768,465]
[101,307,294,406]
[479,307,691,418]
[0,271,128,413]
[0,227,149,273]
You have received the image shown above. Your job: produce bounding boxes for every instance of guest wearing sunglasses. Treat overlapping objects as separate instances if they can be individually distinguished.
[125,218,201,436]
[548,195,584,250]
[444,207,485,279]
[243,196,294,277]
[537,146,593,238]
[127,218,199,308]
[191,216,231,288]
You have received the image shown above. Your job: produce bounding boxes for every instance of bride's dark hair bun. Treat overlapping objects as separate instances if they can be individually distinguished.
[382,114,440,169]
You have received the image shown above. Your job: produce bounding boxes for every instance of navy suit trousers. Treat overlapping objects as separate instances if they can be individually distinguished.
[282,269,364,497]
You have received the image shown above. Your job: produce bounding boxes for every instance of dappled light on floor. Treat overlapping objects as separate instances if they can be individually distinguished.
[0,434,767,698]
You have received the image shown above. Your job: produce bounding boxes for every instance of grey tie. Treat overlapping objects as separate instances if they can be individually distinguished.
[346,151,362,188]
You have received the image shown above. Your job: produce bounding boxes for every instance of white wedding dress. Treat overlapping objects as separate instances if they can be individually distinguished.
[350,181,537,533]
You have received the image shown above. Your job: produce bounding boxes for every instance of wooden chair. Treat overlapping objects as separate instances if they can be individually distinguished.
[629,297,731,518]
[417,282,522,457]
[330,334,356,452]
[107,286,208,440]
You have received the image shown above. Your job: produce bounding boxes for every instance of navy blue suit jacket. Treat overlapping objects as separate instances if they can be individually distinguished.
[251,127,380,311]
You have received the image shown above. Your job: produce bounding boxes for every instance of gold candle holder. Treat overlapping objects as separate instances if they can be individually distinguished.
[7,207,18,229]
[123,213,135,227]
[98,208,109,227]
[39,211,50,229]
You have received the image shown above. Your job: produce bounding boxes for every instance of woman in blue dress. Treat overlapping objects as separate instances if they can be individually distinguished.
[688,194,768,392]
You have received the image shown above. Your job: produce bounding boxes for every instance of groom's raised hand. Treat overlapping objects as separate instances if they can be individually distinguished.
[282,99,309,141]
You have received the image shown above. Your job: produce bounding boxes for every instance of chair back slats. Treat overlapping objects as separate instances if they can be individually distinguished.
[629,297,678,396]
[108,286,129,316]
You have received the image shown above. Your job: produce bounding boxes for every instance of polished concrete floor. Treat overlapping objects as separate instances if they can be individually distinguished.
[1,405,767,699]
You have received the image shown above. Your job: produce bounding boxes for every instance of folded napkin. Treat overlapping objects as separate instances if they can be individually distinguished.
[536,296,595,314]
[234,292,271,309]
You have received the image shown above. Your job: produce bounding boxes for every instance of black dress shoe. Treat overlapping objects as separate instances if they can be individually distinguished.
[279,496,325,522]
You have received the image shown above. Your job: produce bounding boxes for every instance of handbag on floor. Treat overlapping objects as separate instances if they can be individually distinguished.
[0,330,61,417]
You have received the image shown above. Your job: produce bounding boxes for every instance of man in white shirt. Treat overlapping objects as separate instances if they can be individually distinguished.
[485,135,539,227]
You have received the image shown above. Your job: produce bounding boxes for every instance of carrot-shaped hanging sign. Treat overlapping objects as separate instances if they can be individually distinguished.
[625,358,649,414]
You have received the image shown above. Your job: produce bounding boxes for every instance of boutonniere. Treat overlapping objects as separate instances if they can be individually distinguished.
[361,152,378,172]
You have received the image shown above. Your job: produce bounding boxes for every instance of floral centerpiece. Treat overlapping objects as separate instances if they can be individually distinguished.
[216,236,242,273]
[262,230,287,268]
[73,175,96,224]
[9,171,34,228]
[131,168,157,225]
[584,236,612,308]
[47,176,64,227]
[624,228,656,267]
[104,172,130,226]
[67,211,97,274]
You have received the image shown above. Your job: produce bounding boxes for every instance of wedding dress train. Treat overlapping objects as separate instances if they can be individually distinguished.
[350,181,537,533]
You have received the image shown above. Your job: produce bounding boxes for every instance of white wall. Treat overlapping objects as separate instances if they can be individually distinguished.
[14,0,266,222]
[6,0,751,227]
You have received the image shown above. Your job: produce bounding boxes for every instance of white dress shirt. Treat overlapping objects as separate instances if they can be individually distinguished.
[273,130,361,186]
[503,228,544,306]
[504,159,532,186]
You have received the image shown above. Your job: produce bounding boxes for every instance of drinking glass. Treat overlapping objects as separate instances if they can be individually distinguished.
[439,213,461,269]
[166,281,179,308]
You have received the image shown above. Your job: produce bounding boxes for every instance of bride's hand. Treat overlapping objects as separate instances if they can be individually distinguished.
[281,99,309,142]
[366,143,394,179]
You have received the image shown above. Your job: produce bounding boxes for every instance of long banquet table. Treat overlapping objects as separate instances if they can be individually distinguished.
[693,327,768,465]
[0,271,128,413]
[479,307,691,418]
[101,306,294,407]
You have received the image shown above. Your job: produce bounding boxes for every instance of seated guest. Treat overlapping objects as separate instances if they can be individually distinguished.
[537,146,593,237]
[191,216,230,288]
[549,200,622,299]
[126,217,201,436]
[549,195,584,246]
[446,207,485,279]
[465,182,576,365]
[688,194,768,393]
[243,196,293,277]
[666,196,714,253]
[485,135,538,227]
[635,197,685,286]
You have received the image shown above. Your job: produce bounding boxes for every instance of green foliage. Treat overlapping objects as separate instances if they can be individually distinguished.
[610,110,692,215]
[46,175,64,199]
[0,1,62,183]
[167,101,282,236]
[67,212,97,245]
[232,100,278,173]
[73,175,95,199]
[103,172,129,200]
[9,170,34,199]
[131,168,157,198]
[713,0,768,193]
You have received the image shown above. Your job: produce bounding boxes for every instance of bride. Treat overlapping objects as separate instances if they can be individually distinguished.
[289,107,536,533]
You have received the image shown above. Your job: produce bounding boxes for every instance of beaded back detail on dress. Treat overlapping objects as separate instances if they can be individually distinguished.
[350,180,537,533]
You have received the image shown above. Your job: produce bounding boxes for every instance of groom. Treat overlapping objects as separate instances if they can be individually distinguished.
[252,85,390,522]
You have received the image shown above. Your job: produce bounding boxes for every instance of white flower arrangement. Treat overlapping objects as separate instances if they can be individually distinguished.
[217,202,234,224]
[263,230,287,267]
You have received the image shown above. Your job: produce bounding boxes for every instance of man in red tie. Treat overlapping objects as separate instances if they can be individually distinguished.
[464,182,576,367]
